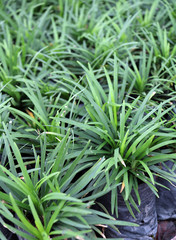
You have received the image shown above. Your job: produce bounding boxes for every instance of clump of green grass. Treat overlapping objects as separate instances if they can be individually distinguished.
[1,0,176,239]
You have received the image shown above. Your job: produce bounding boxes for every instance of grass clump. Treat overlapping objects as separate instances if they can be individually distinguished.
[0,0,176,239]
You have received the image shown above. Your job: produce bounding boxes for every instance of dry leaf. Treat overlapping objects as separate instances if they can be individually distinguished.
[26,109,35,118]
[120,181,125,193]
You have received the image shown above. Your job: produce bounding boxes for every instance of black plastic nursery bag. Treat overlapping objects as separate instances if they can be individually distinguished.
[156,160,176,220]
[95,183,157,239]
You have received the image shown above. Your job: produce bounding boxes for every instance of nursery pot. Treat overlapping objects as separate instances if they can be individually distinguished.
[94,183,157,240]
[156,160,176,220]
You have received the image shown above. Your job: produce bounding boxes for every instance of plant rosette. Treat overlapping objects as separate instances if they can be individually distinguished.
[0,124,137,240]
[59,61,176,205]
[58,62,176,237]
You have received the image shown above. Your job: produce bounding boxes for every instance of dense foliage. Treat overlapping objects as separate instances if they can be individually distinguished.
[0,0,176,239]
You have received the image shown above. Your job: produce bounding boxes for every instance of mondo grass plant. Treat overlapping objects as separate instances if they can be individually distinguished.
[8,80,68,146]
[7,79,97,154]
[1,0,176,238]
[0,124,137,240]
[59,61,176,217]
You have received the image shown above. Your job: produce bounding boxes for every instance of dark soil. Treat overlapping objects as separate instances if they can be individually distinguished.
[155,220,176,240]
